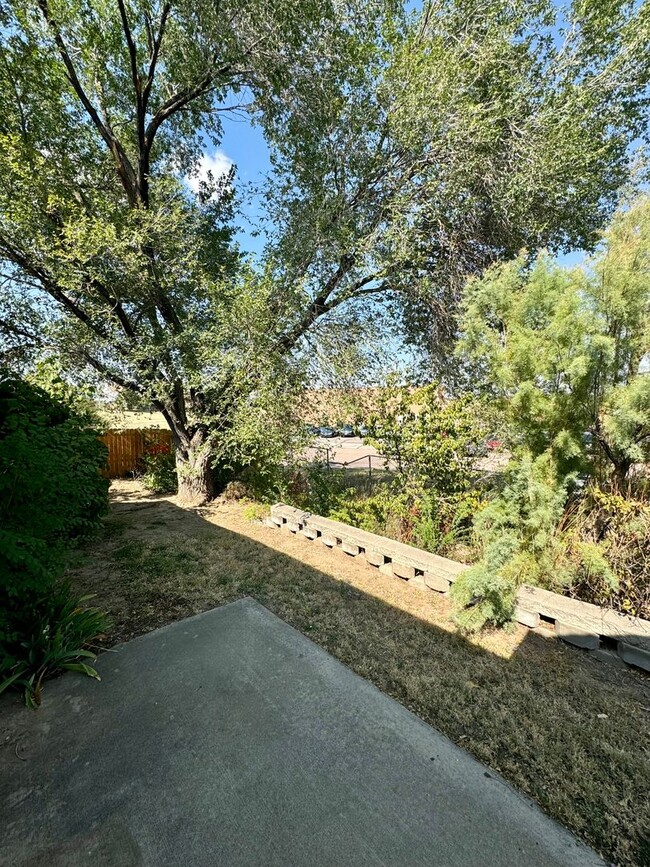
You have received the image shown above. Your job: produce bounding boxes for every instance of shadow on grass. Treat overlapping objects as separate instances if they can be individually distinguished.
[62,491,650,867]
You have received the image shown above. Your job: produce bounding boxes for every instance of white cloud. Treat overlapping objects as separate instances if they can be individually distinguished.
[186,150,233,197]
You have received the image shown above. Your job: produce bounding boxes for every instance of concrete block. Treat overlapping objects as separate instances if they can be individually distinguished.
[514,607,540,629]
[424,572,451,593]
[269,515,283,526]
[392,561,416,581]
[517,583,650,647]
[365,549,385,567]
[287,521,300,533]
[271,503,310,523]
[342,541,360,556]
[379,562,394,578]
[554,620,600,650]
[320,534,337,548]
[263,518,278,529]
[617,641,650,673]
[301,527,318,540]
[407,575,429,592]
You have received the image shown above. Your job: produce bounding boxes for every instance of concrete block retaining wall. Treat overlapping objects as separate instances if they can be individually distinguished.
[269,503,650,674]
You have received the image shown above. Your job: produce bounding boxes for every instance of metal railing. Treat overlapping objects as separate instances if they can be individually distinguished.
[321,449,393,490]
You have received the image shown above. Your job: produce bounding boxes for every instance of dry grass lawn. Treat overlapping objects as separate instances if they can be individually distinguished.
[69,480,650,867]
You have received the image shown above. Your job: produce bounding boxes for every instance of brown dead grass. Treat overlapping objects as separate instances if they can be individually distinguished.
[69,480,650,867]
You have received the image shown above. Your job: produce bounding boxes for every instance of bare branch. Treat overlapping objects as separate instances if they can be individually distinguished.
[117,0,141,98]
[142,2,171,112]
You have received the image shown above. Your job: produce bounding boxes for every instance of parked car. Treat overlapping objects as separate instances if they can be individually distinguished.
[339,424,354,437]
[319,426,336,438]
[485,435,503,451]
[357,424,369,437]
[305,425,320,437]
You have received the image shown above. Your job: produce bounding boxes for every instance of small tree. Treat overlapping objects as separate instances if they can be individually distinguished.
[450,453,570,631]
[458,196,650,487]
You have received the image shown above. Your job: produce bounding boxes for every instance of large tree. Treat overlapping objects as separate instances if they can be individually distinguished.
[0,0,648,502]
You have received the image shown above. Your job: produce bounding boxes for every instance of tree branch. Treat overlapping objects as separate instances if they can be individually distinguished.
[88,278,137,339]
[275,269,389,354]
[81,350,143,394]
[36,0,139,204]
[143,62,232,157]
[0,234,113,342]
[117,0,140,99]
[142,2,171,113]
[0,316,42,344]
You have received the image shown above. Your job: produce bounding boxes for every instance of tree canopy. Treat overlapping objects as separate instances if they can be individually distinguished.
[0,0,649,500]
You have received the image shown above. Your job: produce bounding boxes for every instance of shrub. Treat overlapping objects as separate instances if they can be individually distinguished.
[451,453,570,631]
[0,372,108,594]
[242,501,270,522]
[0,372,109,703]
[561,487,650,618]
[273,462,350,515]
[141,442,177,494]
[329,487,395,535]
[366,383,486,499]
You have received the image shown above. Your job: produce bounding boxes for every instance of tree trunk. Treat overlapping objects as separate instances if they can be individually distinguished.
[612,457,632,492]
[174,428,215,506]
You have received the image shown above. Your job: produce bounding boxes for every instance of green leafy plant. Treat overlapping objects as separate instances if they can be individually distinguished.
[242,501,270,522]
[0,373,110,704]
[0,372,108,597]
[361,384,488,554]
[561,487,650,618]
[141,443,177,494]
[0,583,110,708]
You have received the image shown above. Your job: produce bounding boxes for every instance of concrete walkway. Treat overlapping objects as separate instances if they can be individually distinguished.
[1,598,604,866]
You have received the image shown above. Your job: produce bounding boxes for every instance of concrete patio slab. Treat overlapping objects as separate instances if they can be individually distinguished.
[0,598,604,867]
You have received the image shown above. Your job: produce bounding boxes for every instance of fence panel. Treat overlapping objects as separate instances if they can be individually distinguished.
[100,428,173,478]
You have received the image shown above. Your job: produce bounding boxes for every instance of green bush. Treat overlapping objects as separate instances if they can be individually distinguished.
[255,461,351,516]
[451,453,570,631]
[0,372,109,703]
[329,487,395,535]
[141,443,178,494]
[561,487,649,619]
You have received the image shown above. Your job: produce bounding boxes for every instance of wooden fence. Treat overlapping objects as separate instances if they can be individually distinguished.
[100,428,173,479]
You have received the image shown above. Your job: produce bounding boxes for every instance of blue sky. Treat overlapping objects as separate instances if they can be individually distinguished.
[210,115,271,256]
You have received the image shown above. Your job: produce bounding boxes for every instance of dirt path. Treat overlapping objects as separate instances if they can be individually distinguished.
[69,480,650,867]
